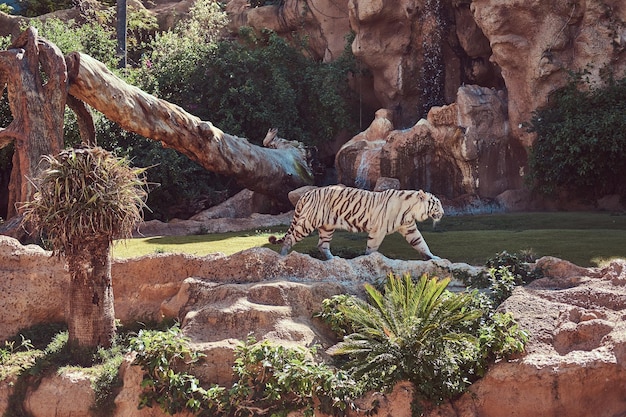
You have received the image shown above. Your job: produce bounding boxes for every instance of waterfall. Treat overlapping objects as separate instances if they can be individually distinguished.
[354,149,376,190]
[420,0,445,117]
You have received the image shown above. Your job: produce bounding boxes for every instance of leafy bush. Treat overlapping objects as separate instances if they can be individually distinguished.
[138,22,358,147]
[129,324,222,415]
[315,294,357,337]
[324,273,528,412]
[528,72,626,199]
[24,17,118,68]
[130,327,361,416]
[14,0,75,17]
[482,250,542,304]
[229,337,359,416]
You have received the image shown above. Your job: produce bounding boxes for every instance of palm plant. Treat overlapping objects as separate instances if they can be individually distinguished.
[22,146,147,349]
[328,273,483,405]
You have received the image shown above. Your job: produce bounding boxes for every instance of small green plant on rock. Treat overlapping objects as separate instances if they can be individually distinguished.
[130,326,363,416]
[1,324,126,417]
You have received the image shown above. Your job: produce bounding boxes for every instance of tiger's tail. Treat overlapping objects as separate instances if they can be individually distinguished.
[268,235,285,245]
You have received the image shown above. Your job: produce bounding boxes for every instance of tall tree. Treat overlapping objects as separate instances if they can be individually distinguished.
[22,146,147,349]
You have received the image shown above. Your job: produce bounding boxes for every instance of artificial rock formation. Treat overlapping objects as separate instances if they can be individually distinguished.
[438,257,626,417]
[233,0,626,206]
[472,0,626,147]
[336,85,527,201]
[230,0,501,127]
[2,235,626,416]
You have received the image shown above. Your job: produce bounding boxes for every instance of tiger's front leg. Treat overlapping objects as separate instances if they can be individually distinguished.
[398,224,440,260]
[317,226,335,260]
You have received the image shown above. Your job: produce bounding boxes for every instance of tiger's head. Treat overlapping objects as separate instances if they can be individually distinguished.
[413,191,444,226]
[428,194,444,226]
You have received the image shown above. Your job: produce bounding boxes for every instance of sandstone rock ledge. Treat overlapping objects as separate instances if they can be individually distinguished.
[2,236,626,416]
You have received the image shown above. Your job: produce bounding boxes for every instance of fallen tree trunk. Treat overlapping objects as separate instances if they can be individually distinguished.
[65,52,314,205]
[1,28,314,233]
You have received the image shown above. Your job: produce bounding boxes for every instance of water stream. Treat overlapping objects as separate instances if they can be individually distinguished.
[419,0,445,117]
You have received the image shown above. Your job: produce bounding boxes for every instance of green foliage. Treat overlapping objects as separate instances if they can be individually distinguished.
[528,72,626,198]
[315,294,357,337]
[15,0,73,16]
[0,337,33,365]
[477,311,528,363]
[229,337,359,416]
[327,274,481,401]
[129,324,221,415]
[482,250,542,304]
[1,324,126,417]
[484,266,518,306]
[130,327,361,417]
[0,3,12,14]
[24,17,118,68]
[462,250,541,292]
[138,20,358,146]
[325,273,528,411]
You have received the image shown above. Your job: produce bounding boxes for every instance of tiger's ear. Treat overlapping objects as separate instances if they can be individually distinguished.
[416,190,426,200]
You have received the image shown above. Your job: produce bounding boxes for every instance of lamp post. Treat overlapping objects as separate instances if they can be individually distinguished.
[116,0,127,69]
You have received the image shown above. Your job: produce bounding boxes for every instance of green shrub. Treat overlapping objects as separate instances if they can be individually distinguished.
[528,72,626,199]
[324,273,528,413]
[315,294,357,337]
[229,336,359,416]
[24,17,117,68]
[129,327,361,417]
[15,0,74,17]
[138,18,358,148]
[129,324,223,415]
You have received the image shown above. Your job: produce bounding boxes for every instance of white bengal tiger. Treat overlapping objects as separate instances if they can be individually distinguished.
[269,185,444,260]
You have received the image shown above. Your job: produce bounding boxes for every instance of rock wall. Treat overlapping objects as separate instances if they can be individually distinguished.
[229,0,501,127]
[472,0,626,147]
[2,236,626,416]
[232,0,626,205]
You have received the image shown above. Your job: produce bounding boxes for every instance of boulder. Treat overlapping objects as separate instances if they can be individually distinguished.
[336,85,527,200]
[24,372,94,417]
[226,0,352,62]
[433,257,626,417]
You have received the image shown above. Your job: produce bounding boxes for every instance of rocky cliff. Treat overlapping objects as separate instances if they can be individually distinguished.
[1,235,626,416]
[232,0,626,206]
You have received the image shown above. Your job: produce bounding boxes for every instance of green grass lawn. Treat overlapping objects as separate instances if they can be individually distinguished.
[112,212,626,267]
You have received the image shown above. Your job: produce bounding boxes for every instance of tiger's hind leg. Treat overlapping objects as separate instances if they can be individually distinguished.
[317,226,335,260]
[279,220,315,255]
[398,224,440,260]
